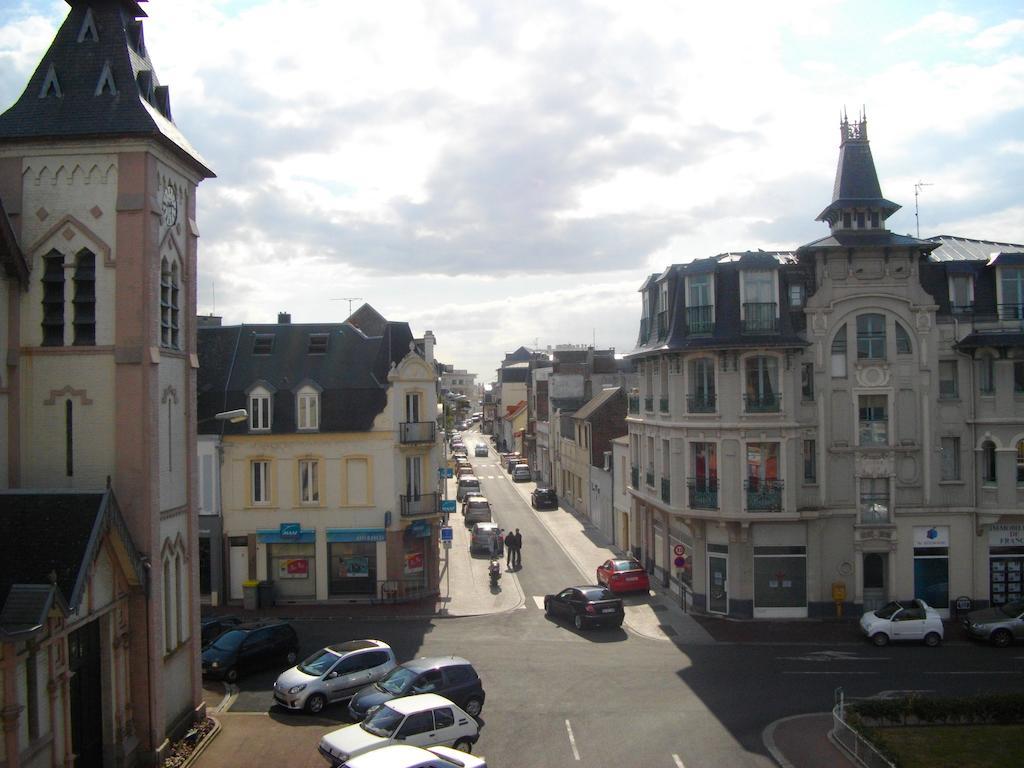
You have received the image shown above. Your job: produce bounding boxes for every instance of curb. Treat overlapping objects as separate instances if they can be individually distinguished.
[176,716,221,768]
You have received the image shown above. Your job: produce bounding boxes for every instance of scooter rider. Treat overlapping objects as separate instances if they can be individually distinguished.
[488,558,501,587]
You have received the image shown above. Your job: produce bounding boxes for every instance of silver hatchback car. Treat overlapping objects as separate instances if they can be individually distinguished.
[274,639,396,714]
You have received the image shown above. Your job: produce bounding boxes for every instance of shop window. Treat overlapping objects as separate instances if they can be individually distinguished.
[329,541,376,596]
[251,459,271,504]
[982,441,997,484]
[42,252,65,346]
[913,527,949,611]
[856,314,886,359]
[858,395,888,446]
[940,437,961,482]
[979,356,995,395]
[831,325,848,377]
[753,546,807,612]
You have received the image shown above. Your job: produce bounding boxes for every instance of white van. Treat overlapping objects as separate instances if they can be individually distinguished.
[456,476,481,501]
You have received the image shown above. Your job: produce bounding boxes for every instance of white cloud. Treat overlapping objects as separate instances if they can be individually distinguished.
[884,11,978,44]
[967,19,1024,50]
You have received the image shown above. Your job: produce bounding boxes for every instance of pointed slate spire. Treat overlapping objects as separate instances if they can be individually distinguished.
[816,109,899,230]
[0,0,213,178]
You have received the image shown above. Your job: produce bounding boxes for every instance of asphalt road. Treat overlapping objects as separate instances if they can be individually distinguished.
[207,428,1024,767]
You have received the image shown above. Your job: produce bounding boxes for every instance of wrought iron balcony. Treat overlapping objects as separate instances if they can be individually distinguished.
[687,478,718,509]
[628,395,640,414]
[400,492,439,517]
[859,496,891,524]
[645,469,655,487]
[644,397,654,412]
[630,466,639,489]
[661,478,671,504]
[744,392,780,413]
[950,303,974,315]
[745,478,783,511]
[686,305,714,335]
[687,393,716,413]
[659,397,669,413]
[998,303,1024,320]
[400,421,436,444]
[657,311,669,339]
[742,302,778,333]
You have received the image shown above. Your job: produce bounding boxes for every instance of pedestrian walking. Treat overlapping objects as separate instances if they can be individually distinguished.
[505,528,513,568]
[512,528,522,569]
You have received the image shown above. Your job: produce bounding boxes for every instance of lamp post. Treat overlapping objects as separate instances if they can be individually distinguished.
[213,408,247,424]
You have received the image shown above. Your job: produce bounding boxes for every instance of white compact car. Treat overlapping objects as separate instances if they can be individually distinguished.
[318,694,479,767]
[274,640,396,714]
[859,599,944,647]
[339,744,487,768]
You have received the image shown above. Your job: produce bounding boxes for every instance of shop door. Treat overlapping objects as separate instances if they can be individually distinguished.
[708,554,728,614]
[229,546,248,601]
[863,552,887,611]
[69,621,103,767]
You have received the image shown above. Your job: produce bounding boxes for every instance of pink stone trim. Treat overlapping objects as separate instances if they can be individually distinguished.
[44,385,92,406]
[27,213,114,267]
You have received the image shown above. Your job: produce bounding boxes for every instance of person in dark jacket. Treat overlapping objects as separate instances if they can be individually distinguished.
[511,528,522,569]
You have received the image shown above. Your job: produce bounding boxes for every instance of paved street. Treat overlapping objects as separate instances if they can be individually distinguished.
[196,428,1024,768]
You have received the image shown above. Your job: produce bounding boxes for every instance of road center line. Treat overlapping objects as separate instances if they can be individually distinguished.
[565,719,580,761]
[672,754,686,768]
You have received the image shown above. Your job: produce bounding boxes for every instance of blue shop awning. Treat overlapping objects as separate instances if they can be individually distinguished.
[257,528,316,544]
[327,528,387,543]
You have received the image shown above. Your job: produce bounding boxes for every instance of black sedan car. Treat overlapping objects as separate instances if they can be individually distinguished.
[348,656,485,720]
[531,487,558,510]
[544,586,624,630]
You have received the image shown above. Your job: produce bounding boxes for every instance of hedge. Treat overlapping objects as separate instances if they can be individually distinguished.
[847,693,1024,726]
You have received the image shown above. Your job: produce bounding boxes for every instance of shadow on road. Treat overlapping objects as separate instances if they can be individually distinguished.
[542,614,629,642]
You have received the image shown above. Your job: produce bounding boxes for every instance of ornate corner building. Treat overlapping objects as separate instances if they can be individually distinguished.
[627,112,1024,619]
[0,1,214,765]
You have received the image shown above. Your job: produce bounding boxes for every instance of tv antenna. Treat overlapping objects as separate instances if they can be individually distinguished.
[331,297,363,316]
[914,181,933,238]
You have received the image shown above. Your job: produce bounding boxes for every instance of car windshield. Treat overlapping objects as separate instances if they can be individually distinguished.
[210,629,246,651]
[298,648,340,676]
[874,602,903,620]
[361,704,404,737]
[378,666,419,694]
[1000,601,1024,617]
[580,587,614,601]
[612,561,641,572]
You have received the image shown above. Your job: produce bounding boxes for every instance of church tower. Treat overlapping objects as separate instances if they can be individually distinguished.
[0,0,214,763]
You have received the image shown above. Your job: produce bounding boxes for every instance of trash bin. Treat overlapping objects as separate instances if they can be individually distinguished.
[242,582,258,611]
[257,580,275,608]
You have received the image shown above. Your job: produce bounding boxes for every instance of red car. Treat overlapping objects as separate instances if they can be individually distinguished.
[596,559,650,593]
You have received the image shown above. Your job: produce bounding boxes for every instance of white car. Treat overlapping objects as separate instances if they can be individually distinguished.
[274,640,396,714]
[339,744,486,768]
[318,693,480,766]
[859,599,944,647]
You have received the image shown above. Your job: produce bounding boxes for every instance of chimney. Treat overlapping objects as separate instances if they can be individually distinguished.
[278,312,291,324]
[423,330,435,363]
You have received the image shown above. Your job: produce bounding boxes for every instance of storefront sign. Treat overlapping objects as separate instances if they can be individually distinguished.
[280,522,301,540]
[279,558,309,578]
[405,520,432,538]
[404,551,424,575]
[989,524,1024,547]
[326,528,387,543]
[337,556,369,578]
[913,526,949,548]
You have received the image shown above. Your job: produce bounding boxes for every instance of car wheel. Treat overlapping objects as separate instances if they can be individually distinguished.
[574,614,584,630]
[224,667,239,684]
[991,629,1013,648]
[463,697,483,718]
[871,632,889,647]
[923,632,941,647]
[305,693,327,714]
[285,650,298,665]
[453,738,473,753]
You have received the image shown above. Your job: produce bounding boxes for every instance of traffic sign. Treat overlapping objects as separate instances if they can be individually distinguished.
[440,526,454,542]
[440,500,456,514]
[674,556,687,568]
[438,467,453,478]
[673,544,685,557]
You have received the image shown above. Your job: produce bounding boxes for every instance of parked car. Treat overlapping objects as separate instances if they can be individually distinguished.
[469,522,502,555]
[511,464,531,482]
[348,657,486,721]
[273,639,396,714]
[201,621,300,683]
[963,599,1024,647]
[452,446,468,459]
[530,488,558,510]
[474,444,488,457]
[859,599,944,647]
[456,476,481,501]
[334,744,487,768]
[201,615,241,647]
[319,693,479,766]
[596,559,650,594]
[504,454,522,473]
[457,466,476,479]
[544,586,624,630]
[461,496,492,525]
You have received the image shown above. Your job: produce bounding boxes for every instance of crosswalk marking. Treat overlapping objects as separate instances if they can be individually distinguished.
[532,595,546,610]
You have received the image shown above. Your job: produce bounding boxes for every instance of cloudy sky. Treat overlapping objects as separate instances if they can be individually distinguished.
[2,1,1023,381]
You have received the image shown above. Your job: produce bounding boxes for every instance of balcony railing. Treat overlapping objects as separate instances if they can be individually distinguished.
[400,492,439,517]
[630,466,639,489]
[742,302,779,333]
[859,496,891,524]
[657,311,669,339]
[659,397,669,413]
[400,421,436,443]
[998,303,1024,320]
[687,393,716,413]
[645,469,655,487]
[628,395,640,414]
[644,397,654,412]
[745,479,783,511]
[951,303,974,315]
[686,305,714,335]
[661,478,671,504]
[687,478,719,509]
[744,392,780,413]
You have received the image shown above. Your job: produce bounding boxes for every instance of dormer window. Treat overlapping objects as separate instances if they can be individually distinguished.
[871,211,880,228]
[741,270,778,333]
[856,212,865,228]
[252,334,274,355]
[296,386,320,431]
[949,274,974,314]
[248,385,272,431]
[308,333,329,354]
[843,212,852,229]
[998,267,1024,320]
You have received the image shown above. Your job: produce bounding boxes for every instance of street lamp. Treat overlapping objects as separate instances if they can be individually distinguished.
[214,408,248,423]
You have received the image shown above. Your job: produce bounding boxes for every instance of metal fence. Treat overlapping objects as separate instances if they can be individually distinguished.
[831,697,895,768]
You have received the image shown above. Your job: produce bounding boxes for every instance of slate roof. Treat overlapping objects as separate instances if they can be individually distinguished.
[573,387,622,421]
[0,489,145,638]
[799,230,937,252]
[197,316,416,435]
[816,116,899,222]
[0,0,213,178]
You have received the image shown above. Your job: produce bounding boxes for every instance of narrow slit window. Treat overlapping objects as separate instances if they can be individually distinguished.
[73,250,95,345]
[42,253,65,346]
[65,399,74,476]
